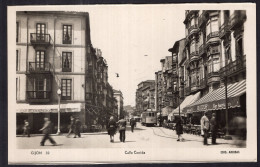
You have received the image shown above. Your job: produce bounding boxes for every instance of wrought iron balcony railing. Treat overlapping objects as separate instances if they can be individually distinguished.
[188,24,199,34]
[28,62,51,73]
[206,31,219,41]
[27,91,51,103]
[30,33,51,45]
[219,55,246,78]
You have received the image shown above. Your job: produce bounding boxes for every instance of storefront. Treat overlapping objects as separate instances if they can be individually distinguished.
[168,91,201,122]
[16,103,84,134]
[183,80,246,131]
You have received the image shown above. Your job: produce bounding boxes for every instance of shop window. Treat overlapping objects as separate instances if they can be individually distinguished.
[61,79,72,100]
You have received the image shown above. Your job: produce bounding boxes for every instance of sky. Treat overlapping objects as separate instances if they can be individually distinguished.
[81,5,185,106]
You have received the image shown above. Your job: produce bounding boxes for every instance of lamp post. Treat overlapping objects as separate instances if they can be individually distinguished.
[56,88,61,135]
[224,76,232,140]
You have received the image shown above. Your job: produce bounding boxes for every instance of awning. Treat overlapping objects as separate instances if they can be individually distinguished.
[170,91,201,115]
[183,80,246,113]
[16,103,83,113]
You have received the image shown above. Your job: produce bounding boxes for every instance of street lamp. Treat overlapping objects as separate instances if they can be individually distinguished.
[56,88,61,135]
[224,76,232,140]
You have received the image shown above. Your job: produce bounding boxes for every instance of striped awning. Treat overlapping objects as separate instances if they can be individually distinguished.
[170,91,201,114]
[183,79,246,113]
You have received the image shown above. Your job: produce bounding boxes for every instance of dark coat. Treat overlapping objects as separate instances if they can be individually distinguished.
[130,119,136,126]
[118,119,127,131]
[107,119,117,135]
[175,119,183,135]
[210,116,217,132]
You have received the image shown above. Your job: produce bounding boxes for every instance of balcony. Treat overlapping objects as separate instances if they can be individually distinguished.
[188,25,199,35]
[27,91,51,103]
[206,31,219,41]
[30,33,51,48]
[219,22,231,39]
[28,62,51,74]
[219,55,246,78]
[207,71,220,84]
[190,50,199,62]
[199,44,205,56]
[229,11,247,30]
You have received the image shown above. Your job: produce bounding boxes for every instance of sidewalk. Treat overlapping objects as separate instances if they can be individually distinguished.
[157,126,246,148]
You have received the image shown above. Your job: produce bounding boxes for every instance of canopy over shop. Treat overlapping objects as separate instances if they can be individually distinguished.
[183,80,246,113]
[168,91,201,121]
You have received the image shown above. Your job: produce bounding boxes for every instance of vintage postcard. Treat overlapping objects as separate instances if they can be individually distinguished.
[8,3,256,164]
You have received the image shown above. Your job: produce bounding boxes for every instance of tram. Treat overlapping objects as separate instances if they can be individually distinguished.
[141,111,157,126]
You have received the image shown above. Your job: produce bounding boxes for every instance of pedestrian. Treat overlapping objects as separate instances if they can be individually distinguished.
[107,116,117,142]
[39,117,57,146]
[117,116,127,142]
[200,111,210,145]
[210,113,217,144]
[23,120,30,137]
[130,118,136,133]
[74,117,82,138]
[175,116,184,141]
[66,116,75,137]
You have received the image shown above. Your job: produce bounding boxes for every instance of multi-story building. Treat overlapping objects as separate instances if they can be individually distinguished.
[135,80,155,116]
[180,10,247,129]
[16,11,116,133]
[113,89,124,119]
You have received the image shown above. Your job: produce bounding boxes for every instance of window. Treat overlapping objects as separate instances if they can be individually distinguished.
[35,51,45,70]
[212,57,220,72]
[62,52,72,72]
[16,22,19,42]
[61,79,72,100]
[36,23,46,41]
[211,45,219,54]
[63,25,72,44]
[16,78,18,100]
[16,50,19,71]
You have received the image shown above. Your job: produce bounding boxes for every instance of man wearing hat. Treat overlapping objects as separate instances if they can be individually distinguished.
[210,113,217,144]
[200,111,210,145]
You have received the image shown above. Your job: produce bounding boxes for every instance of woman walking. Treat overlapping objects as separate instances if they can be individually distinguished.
[175,116,184,142]
[107,116,117,142]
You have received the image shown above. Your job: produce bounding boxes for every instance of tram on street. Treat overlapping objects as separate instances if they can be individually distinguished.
[141,111,157,126]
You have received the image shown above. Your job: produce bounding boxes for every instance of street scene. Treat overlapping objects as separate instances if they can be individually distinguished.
[17,122,242,149]
[15,9,248,149]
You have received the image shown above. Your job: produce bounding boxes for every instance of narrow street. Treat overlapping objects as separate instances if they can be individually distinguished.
[17,122,240,149]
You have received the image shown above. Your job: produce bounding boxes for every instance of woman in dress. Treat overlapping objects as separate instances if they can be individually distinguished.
[175,116,184,141]
[107,116,117,142]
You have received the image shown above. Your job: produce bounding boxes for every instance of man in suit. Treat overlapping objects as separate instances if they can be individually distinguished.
[200,112,210,145]
[117,116,127,142]
[210,113,217,144]
[130,118,136,133]
[39,117,57,146]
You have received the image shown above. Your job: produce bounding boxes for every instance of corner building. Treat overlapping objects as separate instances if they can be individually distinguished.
[181,10,247,130]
